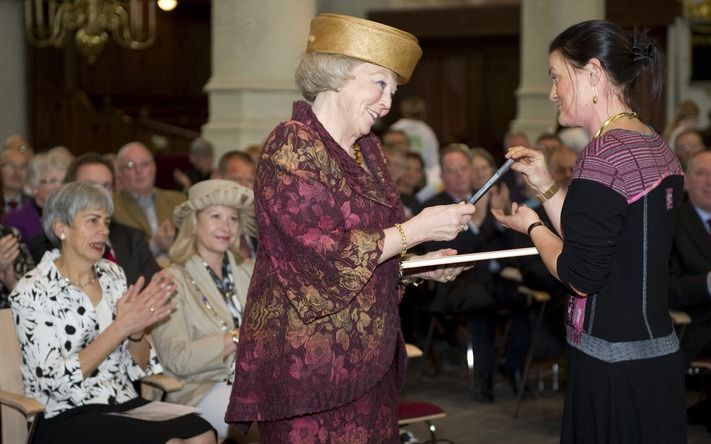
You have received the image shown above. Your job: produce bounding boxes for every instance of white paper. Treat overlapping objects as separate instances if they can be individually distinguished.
[401,247,539,269]
[107,401,198,422]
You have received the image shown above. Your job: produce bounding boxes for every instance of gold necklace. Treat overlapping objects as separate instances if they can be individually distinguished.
[594,111,638,138]
[352,144,362,166]
[62,271,97,289]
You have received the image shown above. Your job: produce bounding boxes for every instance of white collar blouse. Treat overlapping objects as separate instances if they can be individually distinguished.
[9,249,162,418]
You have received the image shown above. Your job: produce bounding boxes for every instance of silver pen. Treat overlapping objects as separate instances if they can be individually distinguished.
[467,159,514,205]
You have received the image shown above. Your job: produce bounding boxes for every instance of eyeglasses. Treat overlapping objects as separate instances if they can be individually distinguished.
[118,160,153,172]
[38,177,63,186]
[442,166,471,175]
[0,162,28,172]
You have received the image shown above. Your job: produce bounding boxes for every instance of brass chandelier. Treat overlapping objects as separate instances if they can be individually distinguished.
[686,0,711,22]
[25,0,156,63]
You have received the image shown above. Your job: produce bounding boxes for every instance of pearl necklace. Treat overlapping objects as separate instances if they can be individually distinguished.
[594,111,638,139]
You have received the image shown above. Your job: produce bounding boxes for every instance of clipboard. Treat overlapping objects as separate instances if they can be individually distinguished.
[401,247,539,269]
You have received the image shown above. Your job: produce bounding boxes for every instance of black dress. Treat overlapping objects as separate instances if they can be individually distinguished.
[557,130,686,443]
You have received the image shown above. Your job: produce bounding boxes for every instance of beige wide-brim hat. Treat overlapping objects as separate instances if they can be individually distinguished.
[173,179,257,238]
[306,13,423,85]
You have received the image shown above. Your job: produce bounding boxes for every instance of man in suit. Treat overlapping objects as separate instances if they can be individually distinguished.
[669,150,711,364]
[422,144,524,402]
[113,142,185,266]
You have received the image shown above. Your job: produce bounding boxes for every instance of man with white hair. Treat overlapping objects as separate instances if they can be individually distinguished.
[113,142,185,265]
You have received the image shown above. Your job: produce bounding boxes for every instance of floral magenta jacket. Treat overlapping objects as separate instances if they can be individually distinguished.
[226,101,406,422]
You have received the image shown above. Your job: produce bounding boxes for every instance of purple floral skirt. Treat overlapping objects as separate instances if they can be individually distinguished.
[258,357,401,444]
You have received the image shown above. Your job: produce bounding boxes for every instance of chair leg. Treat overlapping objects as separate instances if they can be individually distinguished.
[426,420,437,444]
[417,317,438,383]
[513,300,547,419]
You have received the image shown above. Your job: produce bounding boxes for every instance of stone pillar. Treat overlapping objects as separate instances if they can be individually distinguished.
[203,0,316,158]
[0,2,27,141]
[511,0,604,142]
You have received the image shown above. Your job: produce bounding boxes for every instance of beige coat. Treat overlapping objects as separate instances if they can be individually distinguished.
[152,252,253,406]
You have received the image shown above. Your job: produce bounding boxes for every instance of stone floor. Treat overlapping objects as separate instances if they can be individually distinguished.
[399,361,710,444]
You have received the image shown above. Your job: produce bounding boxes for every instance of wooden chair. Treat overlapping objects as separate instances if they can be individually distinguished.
[400,343,448,443]
[0,308,182,443]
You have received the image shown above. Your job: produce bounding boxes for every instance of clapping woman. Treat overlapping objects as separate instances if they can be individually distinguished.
[10,182,215,444]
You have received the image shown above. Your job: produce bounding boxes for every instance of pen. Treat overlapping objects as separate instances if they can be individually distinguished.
[467,159,514,205]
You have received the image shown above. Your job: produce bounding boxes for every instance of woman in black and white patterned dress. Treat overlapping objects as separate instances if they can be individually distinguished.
[10,181,215,444]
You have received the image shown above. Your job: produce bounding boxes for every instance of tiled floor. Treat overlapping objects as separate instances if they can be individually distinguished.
[400,362,710,444]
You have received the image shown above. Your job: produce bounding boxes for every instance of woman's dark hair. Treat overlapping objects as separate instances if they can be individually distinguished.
[549,20,662,112]
[64,152,115,183]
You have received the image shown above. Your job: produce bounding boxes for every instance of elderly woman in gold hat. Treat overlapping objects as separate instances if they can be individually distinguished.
[226,14,476,442]
[151,179,256,440]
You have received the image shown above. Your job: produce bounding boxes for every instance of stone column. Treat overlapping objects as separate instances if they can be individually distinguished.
[203,0,316,158]
[510,0,604,142]
[0,2,27,141]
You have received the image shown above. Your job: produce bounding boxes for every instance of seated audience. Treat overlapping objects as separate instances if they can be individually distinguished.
[0,182,34,309]
[4,134,33,155]
[113,142,186,266]
[214,150,256,190]
[10,181,215,444]
[41,152,160,284]
[535,132,563,155]
[502,131,534,204]
[0,144,30,210]
[5,151,69,244]
[244,144,262,165]
[214,151,258,258]
[669,150,711,365]
[422,144,525,402]
[673,128,705,168]
[382,128,410,154]
[174,137,215,192]
[399,152,426,217]
[152,179,255,440]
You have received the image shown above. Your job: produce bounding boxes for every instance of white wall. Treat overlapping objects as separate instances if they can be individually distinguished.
[0,1,27,143]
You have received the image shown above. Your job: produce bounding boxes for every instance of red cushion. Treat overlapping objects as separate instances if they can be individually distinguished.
[398,401,445,420]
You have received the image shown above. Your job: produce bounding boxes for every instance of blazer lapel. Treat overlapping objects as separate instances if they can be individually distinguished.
[116,191,151,235]
[185,256,234,329]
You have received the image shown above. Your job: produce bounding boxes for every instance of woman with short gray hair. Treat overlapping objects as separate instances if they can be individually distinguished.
[10,181,216,444]
[5,151,70,245]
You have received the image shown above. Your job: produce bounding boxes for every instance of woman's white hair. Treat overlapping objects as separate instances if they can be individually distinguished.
[295,52,362,102]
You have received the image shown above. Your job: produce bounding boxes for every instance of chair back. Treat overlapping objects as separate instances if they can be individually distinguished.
[0,308,30,443]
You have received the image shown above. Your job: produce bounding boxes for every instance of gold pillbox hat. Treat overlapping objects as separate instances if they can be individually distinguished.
[306,13,422,84]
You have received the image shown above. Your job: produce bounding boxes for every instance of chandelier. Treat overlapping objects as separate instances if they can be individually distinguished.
[686,0,711,22]
[25,0,156,63]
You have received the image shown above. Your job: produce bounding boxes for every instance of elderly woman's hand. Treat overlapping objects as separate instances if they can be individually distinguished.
[115,270,177,339]
[0,233,20,272]
[409,202,476,243]
[491,202,541,235]
[405,248,473,283]
[506,146,555,195]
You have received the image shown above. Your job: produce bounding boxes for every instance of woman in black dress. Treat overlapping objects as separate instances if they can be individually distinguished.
[493,20,686,443]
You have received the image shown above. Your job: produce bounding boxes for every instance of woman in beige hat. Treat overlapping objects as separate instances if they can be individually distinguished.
[151,179,256,441]
[226,14,476,442]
